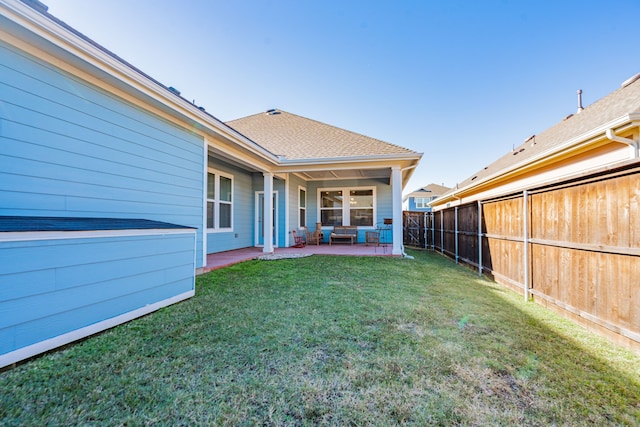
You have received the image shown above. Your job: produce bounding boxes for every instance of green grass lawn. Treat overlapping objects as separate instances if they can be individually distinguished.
[2,250,639,426]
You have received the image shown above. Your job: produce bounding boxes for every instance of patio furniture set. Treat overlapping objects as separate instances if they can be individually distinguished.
[292,220,391,248]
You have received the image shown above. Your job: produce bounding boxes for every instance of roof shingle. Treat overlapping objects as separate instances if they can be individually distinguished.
[226,110,419,160]
[448,74,640,193]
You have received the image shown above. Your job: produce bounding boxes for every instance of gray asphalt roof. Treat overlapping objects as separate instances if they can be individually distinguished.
[444,73,640,196]
[226,110,420,161]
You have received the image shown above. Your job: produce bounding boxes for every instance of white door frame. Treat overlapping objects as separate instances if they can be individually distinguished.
[254,191,279,247]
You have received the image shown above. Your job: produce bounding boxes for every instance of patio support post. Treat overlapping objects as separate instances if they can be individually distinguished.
[263,172,274,253]
[391,166,403,255]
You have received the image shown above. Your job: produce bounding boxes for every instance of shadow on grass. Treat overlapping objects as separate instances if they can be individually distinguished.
[1,249,639,426]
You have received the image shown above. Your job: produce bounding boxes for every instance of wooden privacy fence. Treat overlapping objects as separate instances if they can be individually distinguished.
[428,165,640,351]
[402,211,433,249]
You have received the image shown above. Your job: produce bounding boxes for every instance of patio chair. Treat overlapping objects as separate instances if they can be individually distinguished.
[292,230,306,248]
[305,228,321,245]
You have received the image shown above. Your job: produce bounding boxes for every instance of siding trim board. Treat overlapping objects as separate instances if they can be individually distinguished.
[0,216,197,368]
[0,289,194,369]
[0,228,194,243]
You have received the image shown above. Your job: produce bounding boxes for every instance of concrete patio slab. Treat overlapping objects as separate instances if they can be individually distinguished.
[198,243,394,274]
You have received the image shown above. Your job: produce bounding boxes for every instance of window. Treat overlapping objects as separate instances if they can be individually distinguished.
[298,187,307,228]
[207,169,233,231]
[319,187,375,227]
[415,197,430,208]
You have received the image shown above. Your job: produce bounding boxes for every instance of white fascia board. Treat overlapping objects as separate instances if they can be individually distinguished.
[279,153,422,165]
[1,0,279,165]
[276,154,422,172]
[0,228,196,242]
[434,114,636,205]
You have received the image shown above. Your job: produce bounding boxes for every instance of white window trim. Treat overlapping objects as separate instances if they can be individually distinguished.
[415,197,428,208]
[298,185,307,229]
[317,186,376,229]
[207,167,234,232]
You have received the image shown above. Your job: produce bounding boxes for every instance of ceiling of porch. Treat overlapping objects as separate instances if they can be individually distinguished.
[293,168,391,181]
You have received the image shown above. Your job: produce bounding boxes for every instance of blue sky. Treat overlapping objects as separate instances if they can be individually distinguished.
[44,0,640,193]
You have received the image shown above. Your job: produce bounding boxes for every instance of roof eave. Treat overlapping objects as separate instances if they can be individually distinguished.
[278,152,423,166]
[433,113,639,206]
[3,0,281,165]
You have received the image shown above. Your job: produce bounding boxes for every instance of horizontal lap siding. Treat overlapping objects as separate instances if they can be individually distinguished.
[205,160,254,253]
[308,178,391,243]
[0,42,205,266]
[0,232,195,356]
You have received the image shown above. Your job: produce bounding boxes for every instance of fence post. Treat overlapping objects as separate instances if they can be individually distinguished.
[431,212,435,250]
[454,206,459,264]
[523,190,530,301]
[423,211,427,249]
[440,211,444,254]
[478,200,483,276]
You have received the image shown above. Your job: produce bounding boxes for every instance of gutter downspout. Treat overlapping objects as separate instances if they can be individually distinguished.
[605,129,639,159]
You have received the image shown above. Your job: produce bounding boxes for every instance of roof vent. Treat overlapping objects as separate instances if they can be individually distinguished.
[168,86,181,96]
[266,109,281,115]
[621,72,640,88]
[576,89,584,114]
[524,134,536,146]
[563,114,574,121]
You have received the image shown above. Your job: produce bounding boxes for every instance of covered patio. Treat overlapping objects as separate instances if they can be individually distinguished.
[199,243,397,274]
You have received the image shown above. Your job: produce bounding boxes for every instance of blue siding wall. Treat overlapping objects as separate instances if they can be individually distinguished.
[308,178,393,243]
[407,197,431,212]
[0,42,206,266]
[274,178,287,247]
[0,231,195,360]
[206,159,254,253]
[250,173,287,248]
[287,174,308,247]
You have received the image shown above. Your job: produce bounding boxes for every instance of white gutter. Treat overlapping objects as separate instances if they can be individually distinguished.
[434,114,638,206]
[278,153,423,167]
[605,128,639,159]
[2,0,281,165]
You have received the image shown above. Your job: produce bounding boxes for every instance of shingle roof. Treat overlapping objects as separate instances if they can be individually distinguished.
[0,216,193,232]
[446,73,640,195]
[226,110,419,160]
[406,183,451,198]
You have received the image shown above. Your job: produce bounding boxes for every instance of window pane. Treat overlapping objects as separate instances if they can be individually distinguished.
[207,173,215,199]
[219,176,232,202]
[321,209,342,226]
[219,203,231,228]
[299,208,306,227]
[299,189,306,208]
[322,191,342,208]
[350,208,373,226]
[207,201,214,228]
[349,189,373,208]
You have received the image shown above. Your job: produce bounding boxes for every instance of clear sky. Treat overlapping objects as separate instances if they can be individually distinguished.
[43,0,640,194]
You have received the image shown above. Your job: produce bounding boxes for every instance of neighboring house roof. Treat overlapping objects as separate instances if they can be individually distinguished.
[226,109,420,161]
[404,183,451,201]
[436,72,640,204]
